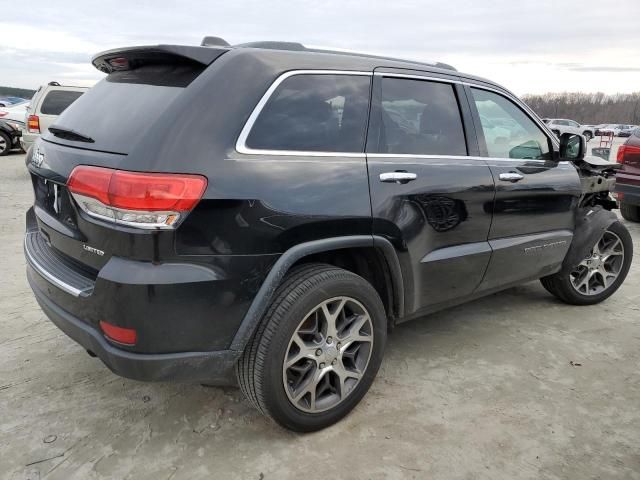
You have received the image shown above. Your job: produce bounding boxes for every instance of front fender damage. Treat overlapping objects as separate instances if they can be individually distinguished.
[562,206,618,270]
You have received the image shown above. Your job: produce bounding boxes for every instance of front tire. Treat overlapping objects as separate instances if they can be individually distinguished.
[541,221,633,305]
[237,263,387,432]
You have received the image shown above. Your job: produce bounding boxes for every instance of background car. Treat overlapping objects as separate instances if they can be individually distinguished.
[0,96,27,107]
[544,118,594,141]
[618,125,637,137]
[615,127,640,222]
[22,82,88,151]
[596,124,627,136]
[0,119,24,156]
[0,101,30,123]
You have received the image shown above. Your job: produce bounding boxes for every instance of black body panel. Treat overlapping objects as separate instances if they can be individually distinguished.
[24,44,589,382]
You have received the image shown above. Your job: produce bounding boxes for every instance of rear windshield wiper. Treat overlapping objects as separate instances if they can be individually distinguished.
[49,126,95,143]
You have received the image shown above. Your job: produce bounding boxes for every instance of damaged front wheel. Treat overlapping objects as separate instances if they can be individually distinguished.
[541,221,633,305]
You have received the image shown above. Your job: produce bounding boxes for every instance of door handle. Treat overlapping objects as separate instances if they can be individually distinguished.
[379,172,417,184]
[499,172,524,182]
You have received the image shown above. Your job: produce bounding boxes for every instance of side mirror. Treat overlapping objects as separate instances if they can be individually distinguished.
[559,133,586,162]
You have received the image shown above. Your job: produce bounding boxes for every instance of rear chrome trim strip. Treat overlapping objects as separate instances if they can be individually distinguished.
[24,232,91,298]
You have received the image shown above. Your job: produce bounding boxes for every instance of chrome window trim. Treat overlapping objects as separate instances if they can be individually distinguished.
[367,153,481,160]
[235,69,373,157]
[373,72,559,151]
[373,71,462,84]
[235,69,558,160]
[367,153,568,164]
[463,82,560,149]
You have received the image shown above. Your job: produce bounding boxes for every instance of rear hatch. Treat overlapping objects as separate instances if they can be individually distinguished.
[27,45,227,275]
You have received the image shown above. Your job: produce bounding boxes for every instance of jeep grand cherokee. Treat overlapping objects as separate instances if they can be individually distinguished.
[24,38,633,431]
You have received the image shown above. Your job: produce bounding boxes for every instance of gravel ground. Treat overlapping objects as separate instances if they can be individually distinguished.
[1,148,639,480]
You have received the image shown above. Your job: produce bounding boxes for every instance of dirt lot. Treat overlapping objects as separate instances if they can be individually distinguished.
[1,148,639,480]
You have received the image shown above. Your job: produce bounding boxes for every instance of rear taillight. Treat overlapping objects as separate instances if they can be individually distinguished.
[617,144,640,164]
[68,166,207,229]
[27,115,40,133]
[617,145,626,163]
[0,111,7,117]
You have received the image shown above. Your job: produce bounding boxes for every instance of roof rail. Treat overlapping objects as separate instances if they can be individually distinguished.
[229,40,456,71]
[234,41,306,51]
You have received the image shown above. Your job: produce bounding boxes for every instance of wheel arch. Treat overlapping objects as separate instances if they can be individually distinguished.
[563,206,618,270]
[230,235,404,351]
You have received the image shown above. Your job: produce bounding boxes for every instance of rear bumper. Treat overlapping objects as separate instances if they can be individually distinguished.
[28,270,241,385]
[615,182,640,206]
[21,131,38,151]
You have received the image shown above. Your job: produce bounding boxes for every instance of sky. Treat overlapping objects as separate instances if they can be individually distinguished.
[1,0,638,95]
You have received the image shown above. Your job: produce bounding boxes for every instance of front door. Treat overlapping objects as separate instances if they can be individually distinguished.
[466,86,582,291]
[366,70,495,317]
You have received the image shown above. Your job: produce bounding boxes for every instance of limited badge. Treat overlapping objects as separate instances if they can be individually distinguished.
[83,244,105,256]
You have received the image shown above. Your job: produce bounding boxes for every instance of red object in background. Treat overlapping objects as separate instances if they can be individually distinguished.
[27,115,40,133]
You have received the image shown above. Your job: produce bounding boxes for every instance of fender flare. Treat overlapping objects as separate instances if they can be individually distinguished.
[562,206,618,270]
[230,235,404,351]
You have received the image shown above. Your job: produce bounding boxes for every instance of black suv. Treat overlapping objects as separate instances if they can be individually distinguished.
[24,39,633,431]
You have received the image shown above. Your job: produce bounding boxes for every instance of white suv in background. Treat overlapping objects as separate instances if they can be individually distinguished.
[21,82,88,151]
[543,118,595,141]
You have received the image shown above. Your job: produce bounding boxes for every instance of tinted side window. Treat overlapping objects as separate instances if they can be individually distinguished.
[40,90,84,115]
[374,78,467,156]
[472,88,552,160]
[246,74,370,153]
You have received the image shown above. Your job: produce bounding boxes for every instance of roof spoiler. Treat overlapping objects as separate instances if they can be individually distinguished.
[92,45,228,74]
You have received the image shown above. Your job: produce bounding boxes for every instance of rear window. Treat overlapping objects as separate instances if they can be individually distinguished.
[245,74,371,153]
[374,77,467,156]
[47,64,200,154]
[40,90,84,115]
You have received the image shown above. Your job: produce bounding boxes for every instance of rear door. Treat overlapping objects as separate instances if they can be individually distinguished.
[466,85,581,290]
[366,70,495,316]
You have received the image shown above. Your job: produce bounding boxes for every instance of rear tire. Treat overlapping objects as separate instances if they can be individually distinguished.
[620,202,640,223]
[237,263,387,432]
[540,221,633,305]
[0,132,10,156]
[583,131,593,142]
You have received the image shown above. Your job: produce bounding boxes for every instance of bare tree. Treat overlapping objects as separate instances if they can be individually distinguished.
[522,92,640,124]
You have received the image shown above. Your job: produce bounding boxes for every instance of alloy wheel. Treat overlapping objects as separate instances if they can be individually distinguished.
[282,296,374,413]
[0,135,7,154]
[570,230,625,295]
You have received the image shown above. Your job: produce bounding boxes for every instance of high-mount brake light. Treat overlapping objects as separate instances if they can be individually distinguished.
[108,57,130,70]
[67,166,207,229]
